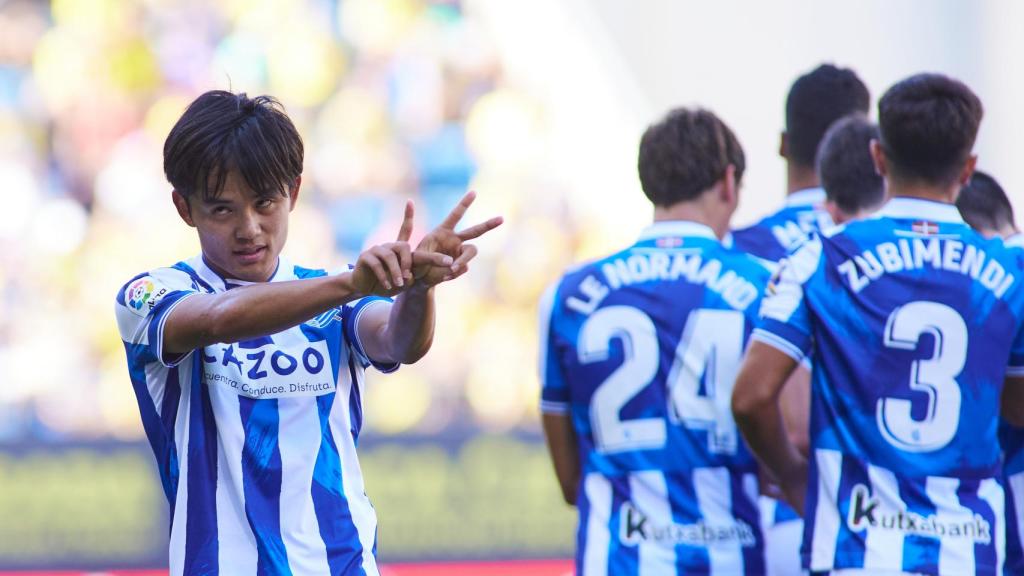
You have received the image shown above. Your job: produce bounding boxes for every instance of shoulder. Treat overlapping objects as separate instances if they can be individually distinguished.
[116,263,201,312]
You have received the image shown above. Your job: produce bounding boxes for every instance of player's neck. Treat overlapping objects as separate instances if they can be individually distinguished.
[653,202,728,239]
[886,180,959,205]
[786,164,818,195]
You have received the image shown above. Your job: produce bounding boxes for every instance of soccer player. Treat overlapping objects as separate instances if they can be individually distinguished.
[540,107,773,575]
[956,171,1021,243]
[732,63,870,576]
[114,91,502,575]
[817,114,886,225]
[955,171,1024,575]
[732,73,1024,575]
[731,63,870,260]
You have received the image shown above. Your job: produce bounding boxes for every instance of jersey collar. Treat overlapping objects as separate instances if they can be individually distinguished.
[785,187,826,208]
[638,220,718,242]
[873,197,965,224]
[193,255,288,291]
[1006,233,1024,248]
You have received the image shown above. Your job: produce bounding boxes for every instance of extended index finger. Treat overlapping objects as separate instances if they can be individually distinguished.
[396,200,414,242]
[439,190,477,230]
[457,216,504,241]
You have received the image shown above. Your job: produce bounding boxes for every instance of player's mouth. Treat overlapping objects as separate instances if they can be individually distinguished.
[233,246,267,265]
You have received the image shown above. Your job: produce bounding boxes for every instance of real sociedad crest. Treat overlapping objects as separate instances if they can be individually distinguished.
[306,307,342,328]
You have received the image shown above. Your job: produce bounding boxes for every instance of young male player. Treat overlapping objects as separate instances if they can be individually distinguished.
[115,91,502,575]
[732,63,871,576]
[817,114,886,225]
[540,108,772,575]
[955,171,1024,575]
[733,73,1024,575]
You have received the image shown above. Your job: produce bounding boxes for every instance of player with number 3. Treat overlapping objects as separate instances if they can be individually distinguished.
[733,74,1024,576]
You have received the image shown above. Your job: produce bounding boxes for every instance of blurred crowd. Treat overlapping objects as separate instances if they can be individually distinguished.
[0,0,584,441]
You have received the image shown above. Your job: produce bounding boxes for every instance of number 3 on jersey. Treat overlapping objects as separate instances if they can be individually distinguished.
[578,306,744,455]
[878,301,967,452]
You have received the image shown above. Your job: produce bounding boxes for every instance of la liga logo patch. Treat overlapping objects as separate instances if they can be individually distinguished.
[127,279,155,311]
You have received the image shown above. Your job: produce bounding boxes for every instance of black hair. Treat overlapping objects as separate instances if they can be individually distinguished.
[638,107,745,207]
[956,171,1014,234]
[786,64,870,167]
[816,114,884,215]
[878,73,983,186]
[164,90,304,201]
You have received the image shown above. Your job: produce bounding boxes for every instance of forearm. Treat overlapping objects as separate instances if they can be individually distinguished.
[166,272,363,353]
[542,413,580,505]
[377,283,436,364]
[735,394,806,488]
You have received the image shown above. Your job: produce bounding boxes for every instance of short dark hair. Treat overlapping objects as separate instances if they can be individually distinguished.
[878,73,983,186]
[956,171,1014,234]
[638,108,745,207]
[164,90,304,200]
[816,114,884,215]
[786,64,870,168]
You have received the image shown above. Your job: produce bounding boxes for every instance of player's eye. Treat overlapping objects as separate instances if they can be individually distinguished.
[212,206,231,216]
[256,198,274,210]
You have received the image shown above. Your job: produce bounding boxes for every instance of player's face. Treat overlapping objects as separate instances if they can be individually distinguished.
[176,171,298,282]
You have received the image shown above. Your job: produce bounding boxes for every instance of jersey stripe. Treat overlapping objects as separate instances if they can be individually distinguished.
[694,467,742,574]
[212,386,258,576]
[239,397,291,575]
[977,478,1004,575]
[628,471,675,574]
[864,464,903,571]
[278,397,330,574]
[184,377,220,574]
[926,477,973,574]
[810,449,842,570]
[582,473,612,576]
[331,355,379,576]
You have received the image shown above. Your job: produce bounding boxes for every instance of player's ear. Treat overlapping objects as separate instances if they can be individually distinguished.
[779,132,788,159]
[958,154,978,187]
[287,176,301,212]
[869,139,888,178]
[172,190,196,227]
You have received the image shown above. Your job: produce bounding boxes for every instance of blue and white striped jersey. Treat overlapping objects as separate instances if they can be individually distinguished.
[540,221,773,575]
[996,232,1024,576]
[115,255,396,576]
[754,198,1024,575]
[731,187,833,262]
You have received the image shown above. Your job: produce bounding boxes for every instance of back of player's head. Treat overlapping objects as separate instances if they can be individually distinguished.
[817,114,885,215]
[785,64,870,168]
[638,107,745,207]
[956,171,1015,235]
[877,73,983,186]
[164,90,304,201]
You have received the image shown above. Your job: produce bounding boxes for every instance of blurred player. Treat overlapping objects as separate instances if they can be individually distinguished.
[115,91,501,576]
[956,170,1024,575]
[957,170,1021,243]
[732,63,870,259]
[733,63,871,576]
[540,108,773,575]
[733,73,1024,575]
[817,114,886,225]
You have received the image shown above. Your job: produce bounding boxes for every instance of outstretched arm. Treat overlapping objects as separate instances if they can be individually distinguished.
[732,340,807,514]
[163,214,453,357]
[359,191,503,365]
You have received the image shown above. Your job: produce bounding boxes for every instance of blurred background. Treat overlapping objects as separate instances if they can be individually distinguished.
[0,0,1022,571]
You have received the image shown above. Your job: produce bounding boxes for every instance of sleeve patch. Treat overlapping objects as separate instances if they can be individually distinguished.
[124,276,173,318]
